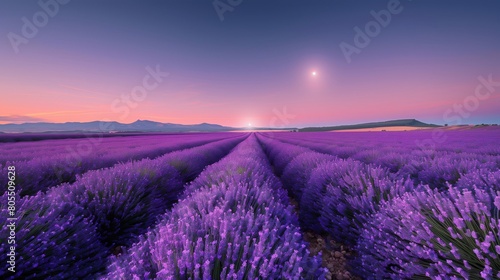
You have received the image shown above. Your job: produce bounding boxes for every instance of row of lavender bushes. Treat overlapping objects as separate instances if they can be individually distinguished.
[0,133,242,196]
[0,133,237,164]
[104,135,325,279]
[257,133,500,279]
[0,135,246,279]
[272,132,500,191]
[272,130,500,157]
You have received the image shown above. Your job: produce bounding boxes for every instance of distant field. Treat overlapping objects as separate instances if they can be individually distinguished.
[1,128,499,279]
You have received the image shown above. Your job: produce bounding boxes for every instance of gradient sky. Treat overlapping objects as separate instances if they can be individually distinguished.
[1,0,499,128]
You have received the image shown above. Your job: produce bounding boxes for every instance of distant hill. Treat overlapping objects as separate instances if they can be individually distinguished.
[0,118,440,133]
[299,119,440,132]
[0,120,236,133]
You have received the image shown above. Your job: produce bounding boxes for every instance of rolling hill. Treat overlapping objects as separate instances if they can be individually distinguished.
[299,119,440,132]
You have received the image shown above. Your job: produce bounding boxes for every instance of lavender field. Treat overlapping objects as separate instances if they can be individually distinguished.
[1,128,500,279]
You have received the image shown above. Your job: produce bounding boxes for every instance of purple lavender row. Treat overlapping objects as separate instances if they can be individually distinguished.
[0,133,243,196]
[272,130,500,167]
[0,192,107,279]
[0,133,233,164]
[273,129,500,156]
[0,135,246,279]
[0,134,164,163]
[0,132,199,143]
[268,130,500,161]
[104,135,325,279]
[270,132,500,191]
[257,133,417,246]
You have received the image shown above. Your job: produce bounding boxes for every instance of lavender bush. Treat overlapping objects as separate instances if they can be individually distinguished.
[45,161,183,248]
[164,136,246,182]
[318,165,416,245]
[281,152,337,200]
[183,136,289,203]
[300,159,365,233]
[183,156,288,205]
[356,185,500,279]
[0,193,106,279]
[372,151,409,173]
[457,169,500,192]
[257,134,311,176]
[401,156,497,191]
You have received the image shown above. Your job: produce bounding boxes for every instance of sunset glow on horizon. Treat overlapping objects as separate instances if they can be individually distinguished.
[1,1,499,128]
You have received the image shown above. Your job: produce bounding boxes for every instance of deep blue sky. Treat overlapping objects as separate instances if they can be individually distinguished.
[1,0,499,127]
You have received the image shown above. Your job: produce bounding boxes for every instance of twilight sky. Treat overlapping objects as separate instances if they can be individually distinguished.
[1,0,499,128]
